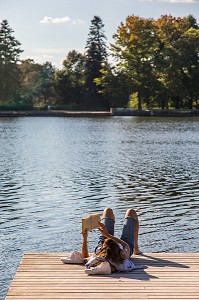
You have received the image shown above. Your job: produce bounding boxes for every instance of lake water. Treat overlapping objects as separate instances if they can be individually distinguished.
[0,116,199,299]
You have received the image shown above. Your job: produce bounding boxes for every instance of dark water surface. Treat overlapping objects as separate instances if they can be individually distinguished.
[0,116,199,298]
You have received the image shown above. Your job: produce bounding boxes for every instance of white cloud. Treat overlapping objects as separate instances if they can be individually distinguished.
[139,0,198,2]
[159,0,198,2]
[40,16,85,25]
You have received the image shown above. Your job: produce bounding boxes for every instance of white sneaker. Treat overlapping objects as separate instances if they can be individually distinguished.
[85,262,111,275]
[61,251,84,264]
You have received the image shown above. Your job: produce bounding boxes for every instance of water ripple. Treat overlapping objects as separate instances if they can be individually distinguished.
[0,117,199,298]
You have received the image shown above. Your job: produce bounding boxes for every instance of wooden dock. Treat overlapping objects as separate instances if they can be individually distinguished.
[5,253,199,299]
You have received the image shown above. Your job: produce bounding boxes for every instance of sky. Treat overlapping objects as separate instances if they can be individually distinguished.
[0,0,199,69]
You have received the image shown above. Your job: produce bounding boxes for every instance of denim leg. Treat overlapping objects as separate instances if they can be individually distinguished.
[120,217,136,256]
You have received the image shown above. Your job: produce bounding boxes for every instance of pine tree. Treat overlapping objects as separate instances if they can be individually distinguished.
[84,16,108,109]
[0,19,23,102]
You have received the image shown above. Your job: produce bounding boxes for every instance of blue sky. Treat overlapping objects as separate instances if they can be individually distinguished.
[0,0,198,69]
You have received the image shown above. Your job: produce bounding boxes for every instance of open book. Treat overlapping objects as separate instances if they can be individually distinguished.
[82,213,101,233]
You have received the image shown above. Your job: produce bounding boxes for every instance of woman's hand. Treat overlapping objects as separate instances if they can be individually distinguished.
[98,222,109,238]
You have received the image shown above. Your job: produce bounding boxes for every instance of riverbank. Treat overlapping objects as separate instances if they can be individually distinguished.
[0,109,199,117]
[111,108,199,117]
[0,110,111,117]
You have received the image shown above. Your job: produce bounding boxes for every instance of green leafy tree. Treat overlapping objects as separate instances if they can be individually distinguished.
[109,14,199,110]
[95,63,131,107]
[0,19,23,103]
[40,61,56,106]
[53,50,86,108]
[18,59,36,107]
[111,15,159,110]
[185,14,199,29]
[84,16,108,109]
[179,17,199,109]
[153,15,199,109]
[154,15,186,109]
[19,59,55,108]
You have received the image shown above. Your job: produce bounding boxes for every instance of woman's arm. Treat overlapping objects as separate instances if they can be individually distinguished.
[98,222,130,259]
[81,229,89,258]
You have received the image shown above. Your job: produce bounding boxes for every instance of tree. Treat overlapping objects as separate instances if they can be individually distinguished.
[179,17,199,109]
[0,19,23,102]
[84,16,108,109]
[111,15,159,110]
[109,14,199,110]
[53,50,86,108]
[40,62,56,106]
[153,15,199,109]
[19,59,55,108]
[95,63,131,107]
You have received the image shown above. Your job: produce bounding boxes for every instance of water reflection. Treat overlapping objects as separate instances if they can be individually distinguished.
[0,116,199,298]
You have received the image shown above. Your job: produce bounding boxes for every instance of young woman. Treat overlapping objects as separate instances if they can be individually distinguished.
[82,208,142,273]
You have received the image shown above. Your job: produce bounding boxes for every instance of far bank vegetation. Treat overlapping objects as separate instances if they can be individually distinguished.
[0,15,198,111]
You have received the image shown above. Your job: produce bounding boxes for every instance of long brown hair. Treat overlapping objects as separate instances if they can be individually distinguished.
[96,238,123,264]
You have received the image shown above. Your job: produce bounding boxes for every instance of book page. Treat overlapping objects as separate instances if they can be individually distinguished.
[82,213,100,232]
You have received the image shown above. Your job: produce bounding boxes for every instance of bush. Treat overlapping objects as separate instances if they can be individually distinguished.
[0,102,33,111]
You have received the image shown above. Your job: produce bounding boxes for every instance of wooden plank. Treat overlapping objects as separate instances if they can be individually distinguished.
[5,253,199,300]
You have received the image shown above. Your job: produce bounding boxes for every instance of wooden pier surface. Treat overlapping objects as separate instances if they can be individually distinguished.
[5,253,199,299]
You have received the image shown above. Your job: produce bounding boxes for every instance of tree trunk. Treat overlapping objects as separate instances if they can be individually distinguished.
[188,97,193,110]
[138,93,142,110]
[161,99,165,110]
[174,96,180,109]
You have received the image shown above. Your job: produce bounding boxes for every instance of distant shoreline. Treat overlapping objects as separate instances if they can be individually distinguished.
[0,109,199,117]
[0,110,111,117]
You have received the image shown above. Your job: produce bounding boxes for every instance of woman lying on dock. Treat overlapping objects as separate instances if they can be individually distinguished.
[81,208,142,275]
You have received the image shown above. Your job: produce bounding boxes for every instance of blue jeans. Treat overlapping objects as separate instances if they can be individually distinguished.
[96,216,136,256]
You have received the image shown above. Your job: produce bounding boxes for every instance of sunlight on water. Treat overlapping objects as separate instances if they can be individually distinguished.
[0,116,199,298]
